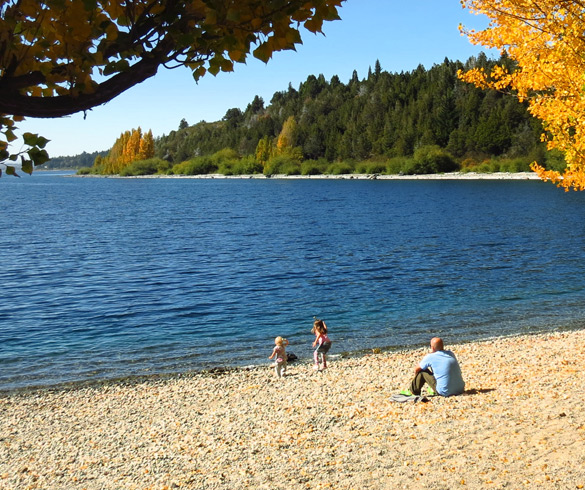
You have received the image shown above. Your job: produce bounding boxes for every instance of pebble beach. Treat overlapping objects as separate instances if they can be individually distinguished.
[1,329,584,490]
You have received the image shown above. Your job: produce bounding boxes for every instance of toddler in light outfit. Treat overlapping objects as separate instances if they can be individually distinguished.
[268,336,289,378]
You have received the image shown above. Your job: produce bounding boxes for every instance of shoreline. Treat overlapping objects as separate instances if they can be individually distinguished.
[72,171,541,181]
[0,326,564,396]
[2,328,584,489]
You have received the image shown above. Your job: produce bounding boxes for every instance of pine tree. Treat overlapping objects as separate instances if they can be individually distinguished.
[374,59,382,80]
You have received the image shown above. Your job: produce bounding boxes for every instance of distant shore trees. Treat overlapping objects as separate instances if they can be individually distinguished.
[102,54,556,178]
[81,54,569,178]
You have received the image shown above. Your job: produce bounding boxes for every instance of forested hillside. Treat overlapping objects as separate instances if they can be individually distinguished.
[84,54,566,176]
[44,150,107,170]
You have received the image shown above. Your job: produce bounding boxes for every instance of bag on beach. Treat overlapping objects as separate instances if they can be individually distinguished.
[390,393,429,403]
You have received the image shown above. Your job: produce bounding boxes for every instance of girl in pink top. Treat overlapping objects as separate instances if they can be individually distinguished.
[312,319,332,371]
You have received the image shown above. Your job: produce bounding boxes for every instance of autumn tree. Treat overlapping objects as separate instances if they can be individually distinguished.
[0,0,344,175]
[101,128,155,174]
[255,136,274,167]
[125,128,143,164]
[102,131,129,174]
[460,0,585,190]
[139,130,155,160]
[277,116,298,153]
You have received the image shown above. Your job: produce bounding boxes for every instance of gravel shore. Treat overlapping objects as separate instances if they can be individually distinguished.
[75,171,542,181]
[1,329,584,489]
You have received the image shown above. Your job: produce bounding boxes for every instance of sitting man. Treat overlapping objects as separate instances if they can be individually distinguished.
[402,337,465,397]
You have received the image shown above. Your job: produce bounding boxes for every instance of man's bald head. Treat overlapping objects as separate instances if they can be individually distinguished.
[430,337,444,352]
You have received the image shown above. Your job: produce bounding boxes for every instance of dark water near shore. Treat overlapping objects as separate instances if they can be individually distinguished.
[1,172,585,391]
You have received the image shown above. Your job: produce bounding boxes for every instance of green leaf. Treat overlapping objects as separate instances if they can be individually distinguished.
[292,8,312,22]
[21,159,33,175]
[285,28,302,46]
[115,59,130,71]
[221,58,234,72]
[82,0,98,10]
[23,132,39,146]
[253,43,272,63]
[5,129,17,143]
[27,148,50,166]
[5,165,19,177]
[205,9,217,26]
[103,63,116,76]
[192,66,206,80]
[304,17,324,33]
[226,8,240,22]
[103,58,130,76]
[323,6,341,21]
[36,136,50,149]
[208,58,221,76]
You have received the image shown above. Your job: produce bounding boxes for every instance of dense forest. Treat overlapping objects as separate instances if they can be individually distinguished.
[77,54,565,177]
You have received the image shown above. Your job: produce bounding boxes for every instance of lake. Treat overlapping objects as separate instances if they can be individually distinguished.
[1,172,584,391]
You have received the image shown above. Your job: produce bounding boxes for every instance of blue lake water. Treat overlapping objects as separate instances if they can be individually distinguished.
[1,172,585,391]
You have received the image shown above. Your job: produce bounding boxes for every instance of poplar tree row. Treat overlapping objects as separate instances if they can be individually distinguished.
[94,128,155,175]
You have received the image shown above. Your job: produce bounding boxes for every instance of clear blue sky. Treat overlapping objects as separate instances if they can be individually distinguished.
[18,0,493,158]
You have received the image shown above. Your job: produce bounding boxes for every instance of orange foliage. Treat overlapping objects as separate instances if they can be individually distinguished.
[139,130,155,161]
[460,0,585,191]
[102,128,155,174]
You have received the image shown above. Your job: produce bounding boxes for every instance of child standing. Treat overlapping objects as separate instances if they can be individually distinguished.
[268,336,289,378]
[312,319,332,371]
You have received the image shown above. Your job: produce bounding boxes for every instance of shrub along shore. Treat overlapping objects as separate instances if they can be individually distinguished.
[78,145,555,178]
[1,329,584,489]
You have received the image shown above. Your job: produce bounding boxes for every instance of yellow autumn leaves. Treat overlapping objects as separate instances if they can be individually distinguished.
[99,128,155,175]
[460,0,585,190]
[1,0,343,105]
[255,116,302,168]
[3,0,106,96]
